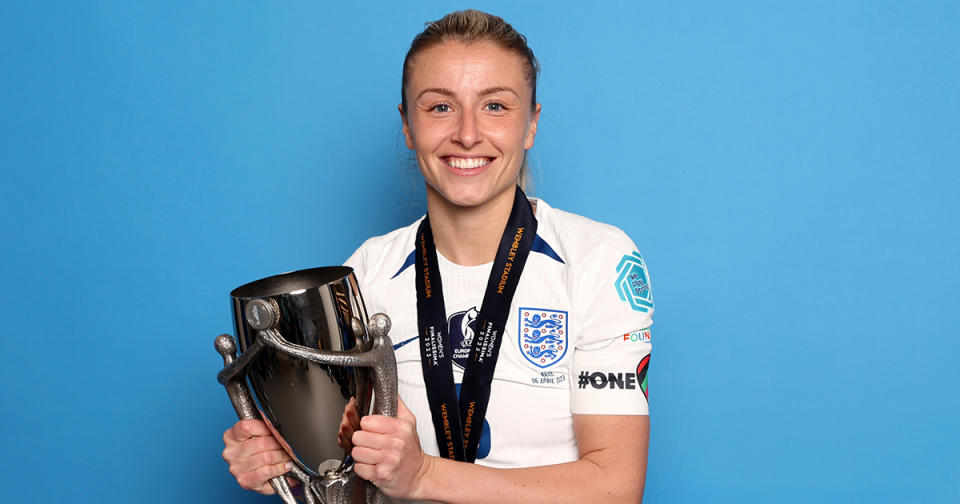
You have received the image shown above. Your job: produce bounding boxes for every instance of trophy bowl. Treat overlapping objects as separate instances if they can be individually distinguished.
[215,266,397,504]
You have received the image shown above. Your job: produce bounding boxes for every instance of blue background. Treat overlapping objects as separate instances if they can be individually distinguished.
[1,1,957,502]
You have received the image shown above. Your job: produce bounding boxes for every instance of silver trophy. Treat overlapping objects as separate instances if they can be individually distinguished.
[214,266,397,504]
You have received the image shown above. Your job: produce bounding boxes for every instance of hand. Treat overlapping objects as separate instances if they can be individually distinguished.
[351,398,433,499]
[222,419,295,494]
[338,397,362,452]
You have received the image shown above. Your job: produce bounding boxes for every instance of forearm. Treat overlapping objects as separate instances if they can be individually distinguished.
[413,449,646,504]
[354,411,649,503]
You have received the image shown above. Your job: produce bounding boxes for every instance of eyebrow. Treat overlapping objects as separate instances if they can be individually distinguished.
[416,86,520,100]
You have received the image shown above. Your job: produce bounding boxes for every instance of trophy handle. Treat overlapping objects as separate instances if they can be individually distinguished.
[360,313,396,504]
[365,313,398,419]
[256,313,397,419]
[215,334,301,504]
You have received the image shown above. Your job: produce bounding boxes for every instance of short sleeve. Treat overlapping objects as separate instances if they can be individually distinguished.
[570,232,654,415]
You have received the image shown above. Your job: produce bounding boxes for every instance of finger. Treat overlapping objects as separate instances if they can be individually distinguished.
[225,419,272,443]
[339,419,356,439]
[236,419,273,439]
[359,414,401,434]
[345,397,361,428]
[397,397,416,424]
[255,461,292,490]
[353,462,376,483]
[230,448,291,475]
[351,445,386,465]
[339,398,361,451]
[236,461,292,494]
[254,462,292,494]
[351,429,400,452]
[223,435,285,463]
[338,428,354,452]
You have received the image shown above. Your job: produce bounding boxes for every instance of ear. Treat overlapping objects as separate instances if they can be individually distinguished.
[524,103,542,150]
[399,104,415,150]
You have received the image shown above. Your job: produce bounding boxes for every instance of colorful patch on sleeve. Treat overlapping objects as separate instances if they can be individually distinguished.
[636,354,650,399]
[622,329,651,343]
[615,252,654,313]
[518,308,568,368]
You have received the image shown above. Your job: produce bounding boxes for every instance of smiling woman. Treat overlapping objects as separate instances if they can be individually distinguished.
[221,9,655,503]
[400,8,540,194]
[401,39,541,265]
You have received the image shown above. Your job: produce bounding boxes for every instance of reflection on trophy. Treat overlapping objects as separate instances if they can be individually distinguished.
[214,267,397,504]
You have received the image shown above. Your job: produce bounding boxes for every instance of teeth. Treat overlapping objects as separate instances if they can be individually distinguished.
[448,157,490,169]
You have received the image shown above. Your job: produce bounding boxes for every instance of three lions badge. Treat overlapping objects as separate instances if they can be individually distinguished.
[518,308,568,368]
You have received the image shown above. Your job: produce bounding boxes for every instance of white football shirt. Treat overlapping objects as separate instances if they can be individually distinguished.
[344,199,654,469]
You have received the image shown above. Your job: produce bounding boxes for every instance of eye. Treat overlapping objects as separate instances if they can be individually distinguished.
[485,102,505,112]
[430,103,451,113]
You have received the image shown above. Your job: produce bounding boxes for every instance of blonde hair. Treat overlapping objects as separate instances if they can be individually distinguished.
[401,9,540,191]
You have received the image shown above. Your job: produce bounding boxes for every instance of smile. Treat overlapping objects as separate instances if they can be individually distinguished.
[444,157,492,169]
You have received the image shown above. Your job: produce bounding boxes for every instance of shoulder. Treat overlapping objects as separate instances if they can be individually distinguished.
[343,218,422,284]
[535,199,654,320]
[535,199,642,272]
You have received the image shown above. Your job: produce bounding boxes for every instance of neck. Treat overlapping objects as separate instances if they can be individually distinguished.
[426,186,518,266]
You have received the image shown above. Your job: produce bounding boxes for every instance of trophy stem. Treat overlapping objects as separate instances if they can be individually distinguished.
[288,465,317,504]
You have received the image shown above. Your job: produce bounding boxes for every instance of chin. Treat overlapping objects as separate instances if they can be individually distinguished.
[441,190,491,208]
[429,182,513,210]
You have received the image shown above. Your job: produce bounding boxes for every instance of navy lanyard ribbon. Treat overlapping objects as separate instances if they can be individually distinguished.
[414,186,537,463]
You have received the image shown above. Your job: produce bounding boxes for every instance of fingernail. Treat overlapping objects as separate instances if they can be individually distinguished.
[285,462,294,470]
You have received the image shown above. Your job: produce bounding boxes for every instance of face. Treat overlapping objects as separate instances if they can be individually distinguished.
[401,40,540,210]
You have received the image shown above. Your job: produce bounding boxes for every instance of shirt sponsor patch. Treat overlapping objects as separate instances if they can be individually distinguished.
[518,307,568,368]
[615,252,653,313]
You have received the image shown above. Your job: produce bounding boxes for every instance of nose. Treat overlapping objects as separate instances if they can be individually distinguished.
[452,108,480,148]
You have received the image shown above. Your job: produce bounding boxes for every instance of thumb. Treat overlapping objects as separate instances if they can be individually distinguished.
[397,397,416,425]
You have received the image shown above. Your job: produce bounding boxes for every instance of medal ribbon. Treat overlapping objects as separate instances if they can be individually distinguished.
[415,185,537,463]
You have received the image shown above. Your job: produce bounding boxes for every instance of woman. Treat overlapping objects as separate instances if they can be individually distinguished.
[223,10,653,503]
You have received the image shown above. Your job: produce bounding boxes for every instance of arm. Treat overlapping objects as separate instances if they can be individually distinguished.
[420,414,648,503]
[351,403,649,503]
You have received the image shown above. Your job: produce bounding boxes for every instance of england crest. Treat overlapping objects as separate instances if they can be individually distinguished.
[519,307,568,368]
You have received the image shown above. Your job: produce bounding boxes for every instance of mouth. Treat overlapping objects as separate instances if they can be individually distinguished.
[443,156,494,170]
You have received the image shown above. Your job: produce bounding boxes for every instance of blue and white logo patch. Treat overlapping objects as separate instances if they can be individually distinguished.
[519,308,568,368]
[615,252,653,313]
